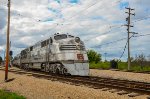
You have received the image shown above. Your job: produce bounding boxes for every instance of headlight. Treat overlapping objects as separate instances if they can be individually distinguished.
[75,37,80,43]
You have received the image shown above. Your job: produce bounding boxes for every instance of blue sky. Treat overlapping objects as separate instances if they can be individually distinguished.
[119,1,129,10]
[0,0,150,61]
[69,0,79,3]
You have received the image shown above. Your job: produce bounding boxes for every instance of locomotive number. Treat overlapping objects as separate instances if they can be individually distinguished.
[77,54,84,60]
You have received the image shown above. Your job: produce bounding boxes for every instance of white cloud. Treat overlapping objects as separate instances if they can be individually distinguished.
[0,46,4,51]
[0,0,149,61]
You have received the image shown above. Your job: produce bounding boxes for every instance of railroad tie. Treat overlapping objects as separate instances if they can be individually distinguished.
[117,91,129,95]
[128,93,140,97]
[88,85,95,88]
[109,89,119,93]
[147,96,150,99]
[74,83,81,86]
[91,86,104,89]
[101,88,110,91]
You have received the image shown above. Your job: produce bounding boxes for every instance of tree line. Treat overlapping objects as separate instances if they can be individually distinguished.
[131,53,150,67]
[87,49,150,67]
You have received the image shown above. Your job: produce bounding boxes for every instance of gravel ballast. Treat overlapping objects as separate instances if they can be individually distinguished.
[90,69,150,83]
[0,68,149,99]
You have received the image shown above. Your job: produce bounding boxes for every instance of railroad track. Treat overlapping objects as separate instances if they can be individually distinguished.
[0,67,150,97]
[109,69,150,74]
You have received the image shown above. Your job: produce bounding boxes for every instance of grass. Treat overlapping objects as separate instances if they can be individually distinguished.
[0,90,25,99]
[89,62,150,72]
[89,62,110,69]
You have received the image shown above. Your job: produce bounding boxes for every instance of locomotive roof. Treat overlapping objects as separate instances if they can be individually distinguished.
[19,33,77,52]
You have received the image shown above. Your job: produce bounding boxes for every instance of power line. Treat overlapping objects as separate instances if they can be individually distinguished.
[1,3,49,23]
[45,0,122,35]
[96,46,124,50]
[119,40,128,59]
[90,33,150,60]
[11,1,102,24]
[91,33,150,49]
[119,33,135,60]
[133,33,150,37]
[95,33,150,59]
[119,33,150,59]
[13,12,52,23]
[67,0,103,20]
[92,37,127,48]
[62,0,122,27]
[6,0,123,37]
[70,0,121,20]
[16,14,41,22]
[43,0,106,36]
[84,25,124,42]
[133,16,150,23]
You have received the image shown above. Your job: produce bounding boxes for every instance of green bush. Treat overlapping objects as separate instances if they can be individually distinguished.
[118,62,128,70]
[89,62,110,69]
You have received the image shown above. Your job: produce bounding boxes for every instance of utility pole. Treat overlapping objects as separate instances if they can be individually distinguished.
[125,7,135,70]
[5,0,11,81]
[104,52,107,62]
[4,49,5,63]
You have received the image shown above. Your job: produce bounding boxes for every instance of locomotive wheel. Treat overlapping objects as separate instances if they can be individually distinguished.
[62,68,67,75]
[24,65,27,70]
[20,64,23,69]
[49,66,53,74]
[56,69,60,75]
[26,65,30,71]
[45,65,49,72]
[59,69,63,75]
[41,64,46,72]
[23,65,25,70]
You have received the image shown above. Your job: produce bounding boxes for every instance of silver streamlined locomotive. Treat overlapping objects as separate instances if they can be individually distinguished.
[13,33,89,76]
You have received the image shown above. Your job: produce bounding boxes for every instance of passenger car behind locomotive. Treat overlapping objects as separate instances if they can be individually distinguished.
[13,33,89,76]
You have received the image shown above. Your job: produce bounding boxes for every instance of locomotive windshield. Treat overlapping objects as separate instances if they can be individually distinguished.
[54,34,67,40]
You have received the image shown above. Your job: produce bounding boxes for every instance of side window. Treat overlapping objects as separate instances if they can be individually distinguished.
[30,46,33,51]
[46,39,49,45]
[50,37,53,44]
[41,40,47,47]
[21,50,27,58]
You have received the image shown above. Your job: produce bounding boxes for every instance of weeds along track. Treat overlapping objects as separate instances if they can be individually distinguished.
[109,69,150,74]
[0,67,150,97]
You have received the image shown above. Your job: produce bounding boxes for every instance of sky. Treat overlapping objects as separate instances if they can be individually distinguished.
[0,0,150,61]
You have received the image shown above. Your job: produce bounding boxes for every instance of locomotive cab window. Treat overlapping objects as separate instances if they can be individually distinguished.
[68,35,74,38]
[30,46,33,51]
[54,34,67,40]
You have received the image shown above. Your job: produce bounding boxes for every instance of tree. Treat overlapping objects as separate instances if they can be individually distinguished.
[134,53,146,67]
[147,55,150,62]
[87,50,101,63]
[0,56,2,65]
[130,57,134,62]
